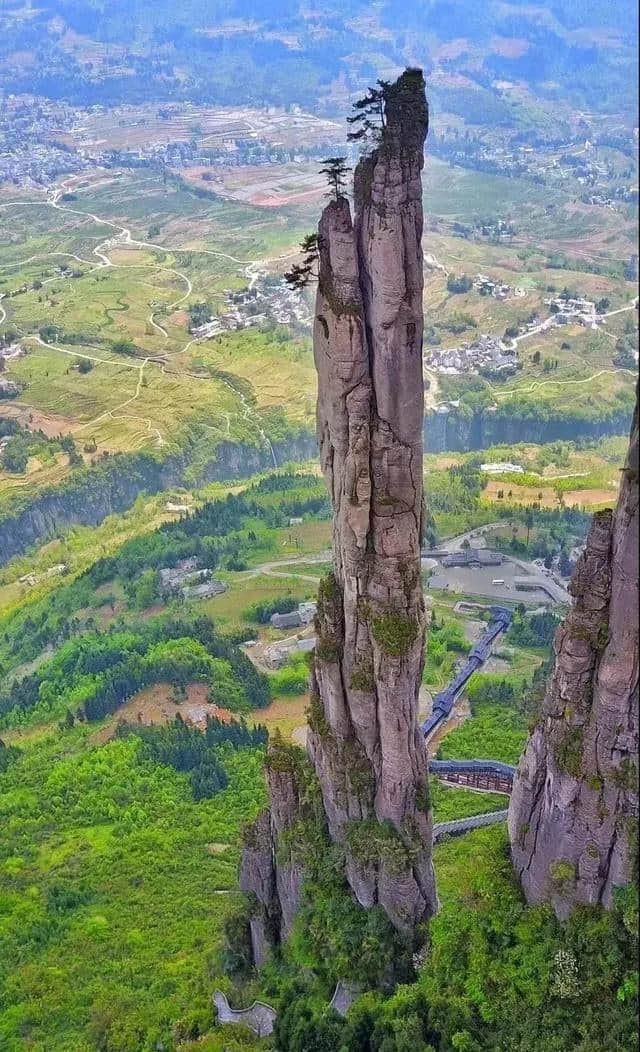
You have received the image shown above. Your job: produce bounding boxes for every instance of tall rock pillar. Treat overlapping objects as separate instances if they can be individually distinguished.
[308,68,437,937]
[508,390,639,917]
[238,69,436,962]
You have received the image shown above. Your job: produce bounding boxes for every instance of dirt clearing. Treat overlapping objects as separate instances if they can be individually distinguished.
[93,682,233,743]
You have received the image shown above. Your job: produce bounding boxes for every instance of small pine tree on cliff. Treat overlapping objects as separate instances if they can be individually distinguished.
[284,233,320,291]
[346,80,390,144]
[319,157,351,201]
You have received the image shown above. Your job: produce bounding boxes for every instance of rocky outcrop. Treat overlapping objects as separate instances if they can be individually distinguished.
[508,392,639,917]
[240,69,437,953]
[238,745,308,966]
[308,68,436,938]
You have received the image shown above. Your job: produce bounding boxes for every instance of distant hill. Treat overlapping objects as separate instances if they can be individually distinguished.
[1,0,637,122]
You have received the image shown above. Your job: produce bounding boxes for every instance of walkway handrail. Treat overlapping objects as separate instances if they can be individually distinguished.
[429,758,516,777]
[433,809,508,842]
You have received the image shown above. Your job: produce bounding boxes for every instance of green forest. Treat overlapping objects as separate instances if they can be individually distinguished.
[0,459,637,1051]
[0,724,268,1051]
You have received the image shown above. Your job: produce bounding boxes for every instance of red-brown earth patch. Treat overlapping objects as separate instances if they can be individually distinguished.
[93,682,234,743]
[249,186,325,207]
[0,403,78,437]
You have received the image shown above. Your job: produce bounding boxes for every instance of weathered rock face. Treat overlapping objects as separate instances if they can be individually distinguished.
[307,68,436,937]
[238,754,307,967]
[239,69,436,959]
[508,392,639,918]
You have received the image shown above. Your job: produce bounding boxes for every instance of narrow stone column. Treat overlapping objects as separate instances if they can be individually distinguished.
[239,69,437,954]
[509,390,639,917]
[308,69,436,936]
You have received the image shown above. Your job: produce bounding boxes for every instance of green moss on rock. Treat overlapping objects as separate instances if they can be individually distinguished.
[314,572,343,663]
[307,691,330,740]
[265,734,307,777]
[346,818,413,877]
[344,738,375,798]
[315,636,342,663]
[611,758,638,791]
[415,781,431,815]
[549,859,577,887]
[371,611,418,658]
[350,659,375,692]
[553,728,584,778]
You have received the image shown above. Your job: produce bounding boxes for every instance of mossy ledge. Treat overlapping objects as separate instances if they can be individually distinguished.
[371,611,419,658]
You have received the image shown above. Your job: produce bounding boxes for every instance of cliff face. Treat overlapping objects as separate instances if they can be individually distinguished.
[424,404,634,454]
[308,69,436,937]
[0,433,316,565]
[508,392,639,917]
[240,69,436,954]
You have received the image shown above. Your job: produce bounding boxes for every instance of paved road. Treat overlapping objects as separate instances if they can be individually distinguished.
[443,525,503,551]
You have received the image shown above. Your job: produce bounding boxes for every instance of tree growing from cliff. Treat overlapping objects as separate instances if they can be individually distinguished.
[284,233,320,291]
[239,68,435,965]
[346,80,390,144]
[319,157,351,201]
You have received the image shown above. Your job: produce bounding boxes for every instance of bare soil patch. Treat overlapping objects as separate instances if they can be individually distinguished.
[249,186,324,207]
[0,403,77,437]
[168,309,189,328]
[93,682,233,743]
[425,694,472,756]
[484,479,558,508]
[463,619,485,643]
[564,487,616,506]
[250,694,309,742]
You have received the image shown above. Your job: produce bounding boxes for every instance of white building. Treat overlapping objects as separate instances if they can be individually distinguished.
[480,462,524,474]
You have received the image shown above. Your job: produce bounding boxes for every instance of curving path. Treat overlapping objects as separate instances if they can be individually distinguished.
[213,981,358,1036]
[213,991,276,1037]
[0,178,299,456]
[493,365,636,400]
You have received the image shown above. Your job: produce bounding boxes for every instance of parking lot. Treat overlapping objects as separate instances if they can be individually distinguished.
[426,558,553,603]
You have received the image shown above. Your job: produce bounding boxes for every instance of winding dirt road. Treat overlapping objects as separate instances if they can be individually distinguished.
[0,177,300,456]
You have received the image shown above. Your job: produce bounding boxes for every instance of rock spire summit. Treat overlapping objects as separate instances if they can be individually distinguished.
[239,69,436,962]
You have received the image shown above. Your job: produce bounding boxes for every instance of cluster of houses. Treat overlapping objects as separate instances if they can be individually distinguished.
[0,140,90,187]
[159,558,226,601]
[0,97,89,187]
[544,296,600,329]
[473,274,526,300]
[261,600,318,669]
[424,291,606,383]
[264,635,316,670]
[425,334,517,377]
[270,600,317,631]
[189,277,310,340]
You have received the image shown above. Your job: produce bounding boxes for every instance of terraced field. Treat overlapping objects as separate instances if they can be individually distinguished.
[0,154,636,544]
